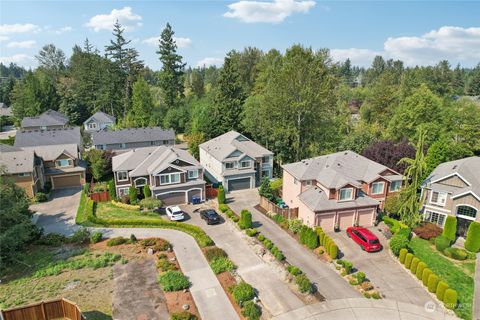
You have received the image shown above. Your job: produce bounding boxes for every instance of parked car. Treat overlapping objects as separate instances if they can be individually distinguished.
[200,209,220,225]
[166,206,185,221]
[346,226,382,252]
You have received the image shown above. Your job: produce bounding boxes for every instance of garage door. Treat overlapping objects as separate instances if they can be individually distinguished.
[187,189,202,203]
[316,213,336,231]
[227,178,251,191]
[156,192,186,206]
[338,211,355,230]
[357,209,375,227]
[52,175,81,189]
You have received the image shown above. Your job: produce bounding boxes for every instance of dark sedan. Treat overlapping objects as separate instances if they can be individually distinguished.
[200,209,221,225]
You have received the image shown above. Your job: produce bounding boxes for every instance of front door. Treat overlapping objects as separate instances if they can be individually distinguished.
[456,217,471,238]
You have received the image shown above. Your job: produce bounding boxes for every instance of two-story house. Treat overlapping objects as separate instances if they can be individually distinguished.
[199,131,274,192]
[112,146,205,205]
[21,109,69,130]
[282,151,404,231]
[91,127,175,151]
[421,156,480,237]
[83,111,116,133]
[0,144,45,198]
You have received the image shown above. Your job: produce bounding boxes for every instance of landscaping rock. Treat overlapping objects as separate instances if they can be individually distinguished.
[182,304,189,310]
[147,248,154,255]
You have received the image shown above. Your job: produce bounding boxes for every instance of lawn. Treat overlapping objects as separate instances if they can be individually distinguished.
[408,237,475,319]
[95,201,163,221]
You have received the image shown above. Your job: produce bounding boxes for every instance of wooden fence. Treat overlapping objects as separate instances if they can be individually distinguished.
[206,185,218,199]
[90,191,110,202]
[259,195,298,220]
[1,298,85,320]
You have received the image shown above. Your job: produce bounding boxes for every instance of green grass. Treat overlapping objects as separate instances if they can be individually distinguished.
[75,190,90,225]
[408,237,475,319]
[96,202,162,221]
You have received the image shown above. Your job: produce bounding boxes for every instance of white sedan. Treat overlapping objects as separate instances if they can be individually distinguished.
[165,206,185,221]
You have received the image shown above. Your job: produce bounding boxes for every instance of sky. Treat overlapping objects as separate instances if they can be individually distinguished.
[0,0,479,70]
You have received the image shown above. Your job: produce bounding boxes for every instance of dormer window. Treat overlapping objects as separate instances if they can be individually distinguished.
[88,122,97,129]
[371,181,385,195]
[188,169,199,179]
[225,162,234,169]
[240,160,251,169]
[56,159,72,167]
[339,188,353,201]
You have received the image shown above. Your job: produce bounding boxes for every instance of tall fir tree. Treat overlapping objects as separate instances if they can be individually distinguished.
[130,77,154,127]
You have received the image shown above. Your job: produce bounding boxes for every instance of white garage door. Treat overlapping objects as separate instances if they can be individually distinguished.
[357,209,375,227]
[338,211,355,230]
[316,213,336,231]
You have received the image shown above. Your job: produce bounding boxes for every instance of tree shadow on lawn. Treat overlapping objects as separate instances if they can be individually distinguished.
[83,310,112,320]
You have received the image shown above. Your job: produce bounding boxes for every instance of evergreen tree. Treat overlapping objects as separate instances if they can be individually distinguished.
[131,77,154,127]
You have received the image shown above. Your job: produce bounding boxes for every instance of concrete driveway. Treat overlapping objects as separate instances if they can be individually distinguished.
[327,227,441,309]
[30,187,82,235]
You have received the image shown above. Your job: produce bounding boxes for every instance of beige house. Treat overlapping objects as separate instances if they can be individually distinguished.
[282,151,404,231]
[421,156,480,237]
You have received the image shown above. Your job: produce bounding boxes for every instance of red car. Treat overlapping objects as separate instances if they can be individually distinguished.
[346,227,382,252]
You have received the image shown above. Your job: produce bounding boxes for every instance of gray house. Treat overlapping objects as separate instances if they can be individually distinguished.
[21,109,69,130]
[91,127,175,151]
[83,111,116,132]
[112,146,205,205]
[199,131,273,192]
[14,127,83,150]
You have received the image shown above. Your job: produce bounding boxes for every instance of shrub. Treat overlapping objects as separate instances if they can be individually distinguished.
[263,238,273,250]
[354,272,366,284]
[410,257,420,274]
[128,186,137,204]
[427,274,439,293]
[272,214,286,225]
[210,257,235,274]
[287,265,302,276]
[111,200,141,210]
[257,234,265,241]
[232,216,239,223]
[140,238,171,251]
[442,216,457,242]
[416,262,426,280]
[157,258,176,272]
[371,292,381,299]
[413,223,443,240]
[241,300,261,320]
[83,182,90,194]
[383,216,409,234]
[422,268,432,286]
[70,228,91,244]
[246,228,258,237]
[319,231,326,246]
[107,237,128,246]
[435,235,451,252]
[217,186,226,204]
[295,274,313,293]
[205,247,227,262]
[443,247,468,260]
[36,233,68,246]
[443,288,458,309]
[139,198,162,210]
[436,281,449,301]
[272,249,285,261]
[465,221,480,253]
[218,204,229,212]
[130,234,137,243]
[397,227,412,239]
[240,210,252,229]
[390,234,409,256]
[90,231,103,244]
[143,185,152,198]
[170,311,197,320]
[306,228,319,250]
[225,210,234,218]
[158,271,190,291]
[288,219,303,234]
[404,253,414,268]
[337,260,353,274]
[35,192,48,202]
[231,282,255,306]
[399,248,408,263]
[108,180,116,199]
[329,243,338,259]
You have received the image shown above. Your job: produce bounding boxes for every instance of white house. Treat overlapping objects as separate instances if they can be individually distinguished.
[83,112,116,132]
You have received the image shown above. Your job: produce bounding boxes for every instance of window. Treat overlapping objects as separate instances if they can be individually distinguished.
[339,188,353,201]
[430,191,448,206]
[188,170,199,179]
[117,171,128,181]
[371,182,385,195]
[18,172,31,177]
[56,159,72,167]
[225,162,234,169]
[262,169,270,178]
[262,155,270,163]
[163,140,170,145]
[424,210,446,226]
[88,122,97,129]
[304,180,312,186]
[456,206,477,220]
[118,188,129,197]
[134,178,147,187]
[160,173,181,185]
[151,141,161,146]
[240,160,251,168]
[389,180,402,192]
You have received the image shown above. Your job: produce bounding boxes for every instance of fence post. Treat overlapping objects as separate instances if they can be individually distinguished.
[40,301,47,320]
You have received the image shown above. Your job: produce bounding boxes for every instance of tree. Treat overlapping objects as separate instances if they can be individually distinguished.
[397,130,427,228]
[424,137,473,179]
[259,177,274,201]
[143,185,152,198]
[362,139,416,174]
[84,149,107,181]
[157,23,186,108]
[465,64,480,95]
[130,77,154,127]
[185,131,205,159]
[35,44,66,80]
[129,186,138,204]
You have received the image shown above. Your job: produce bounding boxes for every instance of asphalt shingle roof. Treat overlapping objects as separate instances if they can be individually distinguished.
[21,144,79,161]
[91,127,175,145]
[0,144,35,174]
[14,127,82,149]
[298,186,379,212]
[21,109,69,128]
[84,111,116,124]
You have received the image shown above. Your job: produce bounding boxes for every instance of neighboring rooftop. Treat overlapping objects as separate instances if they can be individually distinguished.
[14,127,82,149]
[299,186,379,212]
[21,109,69,128]
[0,102,12,117]
[91,127,175,146]
[0,144,35,174]
[21,144,79,161]
[282,150,402,189]
[84,111,116,124]
[199,130,273,162]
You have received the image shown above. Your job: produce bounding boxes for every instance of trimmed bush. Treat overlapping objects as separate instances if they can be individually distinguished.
[427,274,439,293]
[399,248,408,263]
[158,271,190,291]
[295,274,313,293]
[465,221,480,253]
[111,200,141,211]
[246,228,258,237]
[443,288,458,309]
[218,204,229,213]
[107,237,128,246]
[337,260,353,274]
[129,186,137,204]
[410,257,420,274]
[170,311,197,320]
[435,235,451,252]
[404,253,414,268]
[36,233,68,246]
[239,210,252,230]
[90,231,103,244]
[443,247,468,260]
[442,216,457,242]
[217,186,226,205]
[263,238,273,250]
[287,265,302,276]
[241,300,261,320]
[108,180,116,199]
[143,185,152,198]
[205,247,227,262]
[319,231,326,246]
[390,234,409,256]
[232,216,239,223]
[436,281,449,301]
[257,234,265,241]
[354,272,366,284]
[415,262,426,280]
[210,257,235,274]
[231,282,255,306]
[329,243,338,259]
[413,223,443,240]
[422,268,432,286]
[288,219,303,234]
[305,228,319,250]
[139,198,162,210]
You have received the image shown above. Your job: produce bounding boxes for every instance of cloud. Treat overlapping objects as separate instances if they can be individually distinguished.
[143,36,192,48]
[85,7,142,32]
[0,54,34,66]
[6,40,36,48]
[53,26,73,35]
[224,0,316,24]
[331,26,480,67]
[0,36,9,42]
[196,57,223,67]
[0,23,41,35]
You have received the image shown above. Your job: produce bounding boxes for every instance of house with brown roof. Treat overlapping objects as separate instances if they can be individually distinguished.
[112,146,205,205]
[282,151,404,231]
[421,156,480,237]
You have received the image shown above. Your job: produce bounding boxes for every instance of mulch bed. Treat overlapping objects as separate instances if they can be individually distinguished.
[216,272,246,320]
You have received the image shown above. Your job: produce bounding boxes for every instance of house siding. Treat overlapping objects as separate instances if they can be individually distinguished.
[199,147,223,183]
[282,171,302,209]
[452,194,480,222]
[436,175,469,188]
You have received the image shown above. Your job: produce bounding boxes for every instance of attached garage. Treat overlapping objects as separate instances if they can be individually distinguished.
[156,192,186,206]
[227,177,251,192]
[316,213,336,230]
[51,174,82,189]
[337,211,355,230]
[187,189,202,203]
[357,209,375,227]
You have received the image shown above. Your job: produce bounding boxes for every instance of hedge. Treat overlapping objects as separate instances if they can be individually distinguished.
[435,235,450,252]
[415,262,426,280]
[465,221,480,253]
[111,200,141,211]
[383,216,409,234]
[399,248,408,264]
[442,216,457,242]
[390,233,409,256]
[218,204,229,213]
[329,243,338,259]
[427,274,439,293]
[409,257,420,274]
[443,288,458,309]
[319,231,326,246]
[239,210,252,230]
[404,253,414,268]
[231,282,255,306]
[436,281,449,301]
[217,186,226,205]
[422,268,432,286]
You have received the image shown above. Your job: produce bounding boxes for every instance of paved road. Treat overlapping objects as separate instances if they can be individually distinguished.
[227,189,360,300]
[180,203,305,317]
[328,226,440,309]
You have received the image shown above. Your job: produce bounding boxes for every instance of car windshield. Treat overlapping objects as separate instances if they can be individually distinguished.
[207,211,218,217]
[369,239,379,244]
